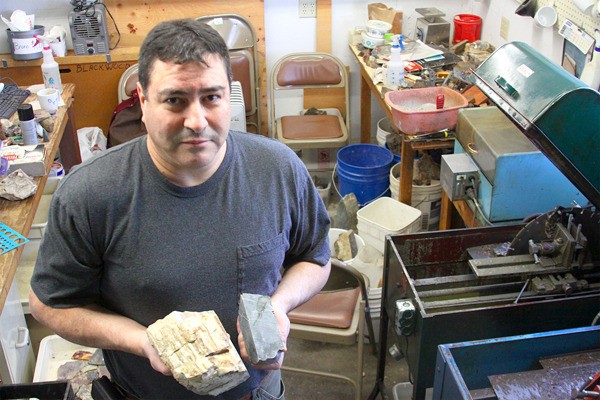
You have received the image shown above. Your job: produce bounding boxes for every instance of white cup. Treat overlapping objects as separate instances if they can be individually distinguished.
[534,5,558,28]
[37,88,60,115]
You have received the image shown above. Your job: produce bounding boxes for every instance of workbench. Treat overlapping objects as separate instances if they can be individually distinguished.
[349,44,455,207]
[0,83,79,311]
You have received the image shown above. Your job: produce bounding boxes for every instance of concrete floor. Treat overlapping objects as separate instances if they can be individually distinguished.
[282,334,411,400]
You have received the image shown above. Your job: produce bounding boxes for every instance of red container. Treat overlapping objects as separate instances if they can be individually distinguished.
[384,87,468,135]
[453,14,482,43]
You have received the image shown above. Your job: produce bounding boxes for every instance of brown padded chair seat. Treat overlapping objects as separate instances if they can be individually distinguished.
[288,287,360,329]
[280,115,344,140]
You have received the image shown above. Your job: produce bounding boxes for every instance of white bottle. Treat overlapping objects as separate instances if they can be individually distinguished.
[384,35,405,88]
[41,45,63,93]
[580,29,600,91]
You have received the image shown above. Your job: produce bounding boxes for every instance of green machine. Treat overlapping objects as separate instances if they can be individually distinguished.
[472,41,599,208]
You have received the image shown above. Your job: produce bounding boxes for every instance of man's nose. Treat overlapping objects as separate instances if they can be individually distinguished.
[184,100,209,133]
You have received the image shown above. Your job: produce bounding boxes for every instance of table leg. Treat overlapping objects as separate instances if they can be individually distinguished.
[360,70,371,144]
[399,138,414,205]
[439,191,453,230]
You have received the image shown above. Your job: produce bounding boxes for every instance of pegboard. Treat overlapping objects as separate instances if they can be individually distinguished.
[540,0,600,50]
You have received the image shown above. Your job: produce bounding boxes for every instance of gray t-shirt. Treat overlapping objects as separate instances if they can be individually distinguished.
[31,131,331,399]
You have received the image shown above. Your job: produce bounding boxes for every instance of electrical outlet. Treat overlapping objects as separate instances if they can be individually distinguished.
[500,17,510,40]
[299,0,317,18]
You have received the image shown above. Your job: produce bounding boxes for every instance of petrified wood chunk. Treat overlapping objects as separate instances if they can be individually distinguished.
[147,310,249,396]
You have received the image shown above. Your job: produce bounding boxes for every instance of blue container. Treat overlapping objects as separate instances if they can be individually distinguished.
[336,144,394,205]
[384,142,401,164]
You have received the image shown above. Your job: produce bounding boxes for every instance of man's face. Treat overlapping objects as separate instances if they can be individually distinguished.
[138,54,231,185]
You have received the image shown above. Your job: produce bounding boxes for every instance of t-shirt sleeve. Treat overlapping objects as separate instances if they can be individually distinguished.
[30,171,103,308]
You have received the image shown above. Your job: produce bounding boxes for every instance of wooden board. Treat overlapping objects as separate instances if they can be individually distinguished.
[105,0,267,134]
[0,1,267,135]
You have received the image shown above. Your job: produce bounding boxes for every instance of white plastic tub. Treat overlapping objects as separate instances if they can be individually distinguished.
[357,197,422,253]
[34,335,97,382]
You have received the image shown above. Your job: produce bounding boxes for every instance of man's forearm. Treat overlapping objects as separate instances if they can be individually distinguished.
[270,260,331,314]
[28,289,148,357]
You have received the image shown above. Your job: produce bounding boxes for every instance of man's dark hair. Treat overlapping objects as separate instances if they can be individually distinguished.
[137,18,233,92]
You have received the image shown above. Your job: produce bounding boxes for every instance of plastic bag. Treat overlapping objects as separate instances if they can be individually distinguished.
[77,127,106,162]
[368,3,403,34]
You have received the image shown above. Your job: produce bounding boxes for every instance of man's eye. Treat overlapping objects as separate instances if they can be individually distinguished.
[165,98,181,105]
[205,94,221,102]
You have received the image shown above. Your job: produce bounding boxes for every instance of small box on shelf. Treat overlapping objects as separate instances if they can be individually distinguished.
[0,144,46,176]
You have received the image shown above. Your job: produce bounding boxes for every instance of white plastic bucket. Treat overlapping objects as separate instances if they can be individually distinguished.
[389,162,442,231]
[376,117,398,147]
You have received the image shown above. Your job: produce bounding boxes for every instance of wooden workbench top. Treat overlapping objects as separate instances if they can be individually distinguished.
[0,83,75,311]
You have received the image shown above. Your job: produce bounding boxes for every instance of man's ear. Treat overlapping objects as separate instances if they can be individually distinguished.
[137,82,146,124]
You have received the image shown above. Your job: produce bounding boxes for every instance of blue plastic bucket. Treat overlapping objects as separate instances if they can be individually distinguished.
[384,142,401,164]
[336,144,394,205]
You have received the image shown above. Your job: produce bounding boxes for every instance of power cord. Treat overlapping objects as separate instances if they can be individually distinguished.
[465,176,492,226]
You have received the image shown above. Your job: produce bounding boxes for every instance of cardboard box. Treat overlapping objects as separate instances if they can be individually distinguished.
[1,144,46,176]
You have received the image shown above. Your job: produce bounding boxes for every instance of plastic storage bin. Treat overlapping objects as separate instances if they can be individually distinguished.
[34,335,97,382]
[384,87,468,135]
[357,197,422,253]
[29,176,61,239]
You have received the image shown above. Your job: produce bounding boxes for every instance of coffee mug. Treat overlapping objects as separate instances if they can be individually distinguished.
[534,5,557,28]
[38,88,60,114]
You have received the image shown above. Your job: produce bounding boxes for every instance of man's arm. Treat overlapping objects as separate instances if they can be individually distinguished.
[271,260,331,315]
[28,289,171,375]
[238,260,331,369]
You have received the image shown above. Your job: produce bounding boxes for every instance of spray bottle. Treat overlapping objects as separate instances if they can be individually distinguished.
[580,29,600,91]
[34,34,63,93]
[384,34,406,88]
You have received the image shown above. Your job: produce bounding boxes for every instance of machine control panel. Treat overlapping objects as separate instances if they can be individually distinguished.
[440,153,480,201]
[395,300,416,336]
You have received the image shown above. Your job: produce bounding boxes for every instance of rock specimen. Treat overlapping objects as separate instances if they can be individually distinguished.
[238,293,285,365]
[334,229,358,261]
[147,310,249,396]
[0,169,37,200]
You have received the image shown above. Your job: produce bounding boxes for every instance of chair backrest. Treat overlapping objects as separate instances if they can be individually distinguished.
[269,52,349,138]
[196,14,260,129]
[118,64,139,103]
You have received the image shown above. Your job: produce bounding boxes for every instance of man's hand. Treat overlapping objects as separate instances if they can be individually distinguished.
[142,335,172,376]
[237,301,289,370]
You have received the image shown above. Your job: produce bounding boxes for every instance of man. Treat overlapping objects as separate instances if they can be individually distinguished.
[29,19,331,399]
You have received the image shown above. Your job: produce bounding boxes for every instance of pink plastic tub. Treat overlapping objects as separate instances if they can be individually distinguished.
[385,87,468,135]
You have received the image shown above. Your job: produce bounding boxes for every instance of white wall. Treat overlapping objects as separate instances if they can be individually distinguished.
[265,0,567,142]
[2,0,571,140]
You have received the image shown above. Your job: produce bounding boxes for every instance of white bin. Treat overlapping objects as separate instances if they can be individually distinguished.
[357,197,421,254]
[34,335,97,382]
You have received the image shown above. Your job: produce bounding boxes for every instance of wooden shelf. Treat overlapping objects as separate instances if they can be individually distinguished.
[0,47,139,68]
